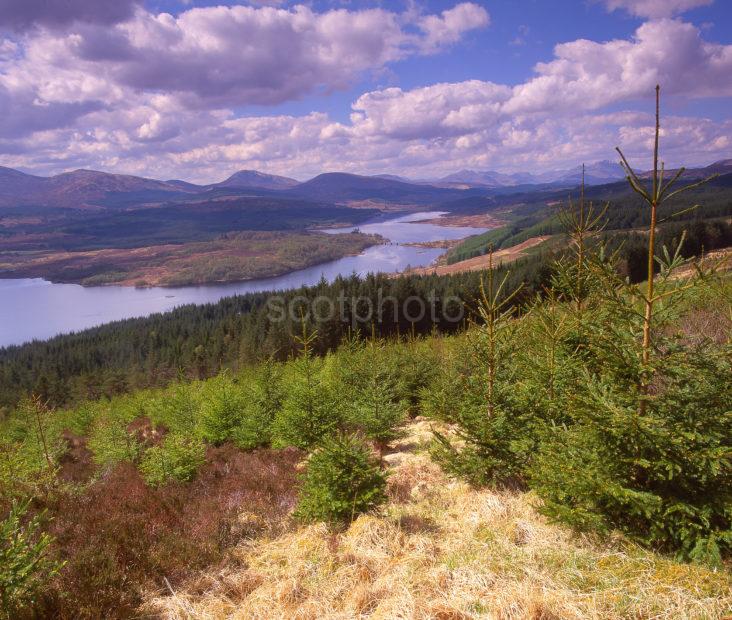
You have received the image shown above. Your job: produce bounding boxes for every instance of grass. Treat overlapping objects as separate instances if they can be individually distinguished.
[143,420,732,619]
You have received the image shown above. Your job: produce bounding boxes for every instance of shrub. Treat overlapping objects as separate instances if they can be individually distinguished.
[0,398,63,500]
[531,334,732,564]
[430,354,532,486]
[1,501,61,618]
[430,263,535,486]
[88,414,141,469]
[150,383,201,434]
[138,434,206,487]
[273,327,343,450]
[198,373,247,444]
[233,359,283,450]
[532,87,732,564]
[332,338,407,456]
[40,448,300,618]
[295,433,387,523]
[351,374,406,457]
[390,336,439,416]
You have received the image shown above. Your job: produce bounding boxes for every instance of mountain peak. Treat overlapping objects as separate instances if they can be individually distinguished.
[216,170,299,190]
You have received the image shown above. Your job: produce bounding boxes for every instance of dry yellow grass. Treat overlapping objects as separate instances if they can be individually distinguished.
[143,421,732,619]
[404,237,552,278]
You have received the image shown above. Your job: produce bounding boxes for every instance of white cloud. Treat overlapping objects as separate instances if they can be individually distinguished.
[0,5,729,181]
[1,2,487,112]
[417,3,490,53]
[507,19,732,114]
[349,80,511,139]
[0,0,140,32]
[602,0,713,19]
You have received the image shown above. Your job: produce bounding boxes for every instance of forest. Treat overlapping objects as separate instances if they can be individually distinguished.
[1,91,732,618]
[0,261,550,412]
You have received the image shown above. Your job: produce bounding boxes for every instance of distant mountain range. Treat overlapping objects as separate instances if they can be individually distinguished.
[0,167,472,210]
[439,160,627,187]
[0,158,729,211]
[282,173,462,204]
[439,159,732,188]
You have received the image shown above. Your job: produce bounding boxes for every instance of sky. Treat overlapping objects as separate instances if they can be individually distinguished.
[0,0,730,183]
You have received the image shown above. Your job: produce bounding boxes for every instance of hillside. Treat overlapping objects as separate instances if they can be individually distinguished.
[285,172,470,205]
[0,166,476,211]
[404,236,551,277]
[144,419,732,619]
[3,118,732,616]
[446,172,732,265]
[0,167,187,209]
[439,159,732,189]
[2,270,730,618]
[0,231,381,287]
[0,165,485,286]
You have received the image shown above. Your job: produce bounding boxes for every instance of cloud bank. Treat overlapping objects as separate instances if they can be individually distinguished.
[0,0,141,32]
[602,0,713,19]
[0,2,729,182]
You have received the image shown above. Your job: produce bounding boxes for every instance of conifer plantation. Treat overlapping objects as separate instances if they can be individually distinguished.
[1,89,731,618]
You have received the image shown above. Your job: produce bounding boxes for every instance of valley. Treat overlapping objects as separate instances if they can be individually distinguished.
[2,159,730,293]
[0,166,487,289]
[4,3,732,617]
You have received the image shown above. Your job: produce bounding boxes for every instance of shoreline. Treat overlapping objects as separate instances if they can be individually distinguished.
[0,232,385,289]
[422,212,507,228]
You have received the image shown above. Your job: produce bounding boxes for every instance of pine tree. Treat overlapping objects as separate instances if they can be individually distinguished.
[272,321,343,450]
[233,358,283,450]
[431,250,530,485]
[295,433,387,523]
[1,500,62,618]
[139,433,205,486]
[350,341,407,458]
[198,371,248,444]
[531,86,732,564]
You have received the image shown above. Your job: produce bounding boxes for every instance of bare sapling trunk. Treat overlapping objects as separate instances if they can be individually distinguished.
[556,164,608,323]
[478,246,523,418]
[616,85,718,416]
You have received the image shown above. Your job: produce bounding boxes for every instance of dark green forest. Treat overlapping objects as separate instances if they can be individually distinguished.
[0,263,548,412]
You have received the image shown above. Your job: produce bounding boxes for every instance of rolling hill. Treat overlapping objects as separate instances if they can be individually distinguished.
[285,172,471,204]
[0,167,187,209]
[212,169,299,191]
[2,158,728,214]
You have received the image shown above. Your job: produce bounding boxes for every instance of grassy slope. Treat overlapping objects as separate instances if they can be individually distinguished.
[2,274,730,619]
[144,419,732,620]
[405,236,552,277]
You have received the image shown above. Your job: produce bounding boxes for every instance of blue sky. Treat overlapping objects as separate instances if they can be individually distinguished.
[146,0,732,123]
[0,0,730,181]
